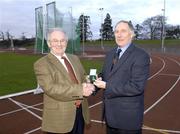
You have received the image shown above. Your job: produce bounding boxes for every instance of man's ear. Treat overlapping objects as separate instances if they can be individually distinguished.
[131,33,135,38]
[47,42,51,48]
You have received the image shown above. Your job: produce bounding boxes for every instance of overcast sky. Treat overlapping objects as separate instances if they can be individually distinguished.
[0,0,179,39]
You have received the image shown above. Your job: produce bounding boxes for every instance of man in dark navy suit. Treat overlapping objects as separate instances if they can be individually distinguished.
[94,20,150,134]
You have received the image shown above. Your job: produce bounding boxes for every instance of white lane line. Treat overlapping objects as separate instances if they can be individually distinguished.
[143,126,180,134]
[24,127,41,134]
[0,102,42,117]
[148,56,165,80]
[0,89,35,100]
[8,98,42,120]
[91,119,180,133]
[167,57,180,66]
[144,56,180,114]
[91,119,105,124]
[159,73,179,77]
[16,101,42,111]
[89,101,102,109]
[144,76,180,114]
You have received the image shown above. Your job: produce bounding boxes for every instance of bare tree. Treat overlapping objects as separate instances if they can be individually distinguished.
[134,24,143,40]
[6,31,11,41]
[166,25,180,39]
[0,31,5,40]
[142,15,166,39]
[21,32,26,40]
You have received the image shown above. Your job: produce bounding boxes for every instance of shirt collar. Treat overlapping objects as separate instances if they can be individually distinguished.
[50,52,67,60]
[117,43,131,53]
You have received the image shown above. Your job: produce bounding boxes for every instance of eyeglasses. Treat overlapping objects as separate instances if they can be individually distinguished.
[49,39,67,44]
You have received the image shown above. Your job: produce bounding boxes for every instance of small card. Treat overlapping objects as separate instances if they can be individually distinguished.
[89,69,97,76]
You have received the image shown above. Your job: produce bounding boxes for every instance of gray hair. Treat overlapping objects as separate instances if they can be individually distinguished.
[47,28,68,41]
[114,20,135,36]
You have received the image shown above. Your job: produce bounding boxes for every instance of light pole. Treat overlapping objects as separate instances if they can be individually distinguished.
[99,8,104,50]
[82,13,85,55]
[10,35,14,51]
[69,6,74,54]
[161,0,166,52]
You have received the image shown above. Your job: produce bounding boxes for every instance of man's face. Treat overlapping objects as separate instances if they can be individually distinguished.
[48,31,67,56]
[114,22,133,47]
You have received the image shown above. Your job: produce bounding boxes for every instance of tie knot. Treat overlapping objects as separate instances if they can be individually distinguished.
[116,48,122,57]
[116,48,122,56]
[61,56,66,60]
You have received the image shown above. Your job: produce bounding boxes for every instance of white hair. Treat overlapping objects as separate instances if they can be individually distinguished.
[47,28,68,42]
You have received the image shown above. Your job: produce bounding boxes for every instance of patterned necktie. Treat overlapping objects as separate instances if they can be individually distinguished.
[62,56,81,108]
[62,56,78,84]
[111,48,122,71]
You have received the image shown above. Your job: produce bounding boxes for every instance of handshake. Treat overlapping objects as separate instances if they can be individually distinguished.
[82,69,106,97]
[82,69,97,97]
[82,83,95,97]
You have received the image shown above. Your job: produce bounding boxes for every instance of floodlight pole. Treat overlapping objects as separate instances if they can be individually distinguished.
[10,35,14,51]
[70,6,74,54]
[161,0,166,53]
[82,13,85,55]
[99,8,104,50]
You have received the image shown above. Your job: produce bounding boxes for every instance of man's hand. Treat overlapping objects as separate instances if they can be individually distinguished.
[82,83,95,96]
[94,77,106,89]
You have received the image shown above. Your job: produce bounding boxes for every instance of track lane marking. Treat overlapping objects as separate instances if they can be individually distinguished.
[144,56,180,114]
[8,98,42,120]
[0,102,42,117]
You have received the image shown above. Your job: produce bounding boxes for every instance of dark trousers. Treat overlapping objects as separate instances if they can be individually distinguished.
[106,125,142,134]
[68,105,84,134]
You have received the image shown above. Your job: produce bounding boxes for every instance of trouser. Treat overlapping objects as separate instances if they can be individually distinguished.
[68,105,84,134]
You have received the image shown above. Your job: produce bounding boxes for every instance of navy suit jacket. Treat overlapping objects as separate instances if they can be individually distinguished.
[102,44,150,130]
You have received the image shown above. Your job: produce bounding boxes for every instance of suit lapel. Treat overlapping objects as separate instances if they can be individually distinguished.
[47,53,71,82]
[106,48,117,75]
[108,44,135,78]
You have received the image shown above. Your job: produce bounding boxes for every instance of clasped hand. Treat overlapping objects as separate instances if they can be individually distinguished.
[93,77,106,89]
[82,83,95,96]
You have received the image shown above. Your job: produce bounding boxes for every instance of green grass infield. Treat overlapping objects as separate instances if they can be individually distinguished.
[0,52,103,96]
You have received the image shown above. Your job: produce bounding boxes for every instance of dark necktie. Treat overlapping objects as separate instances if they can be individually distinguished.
[62,56,81,108]
[62,56,78,84]
[111,48,122,71]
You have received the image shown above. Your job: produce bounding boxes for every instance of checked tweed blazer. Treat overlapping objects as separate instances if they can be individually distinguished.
[34,53,90,133]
